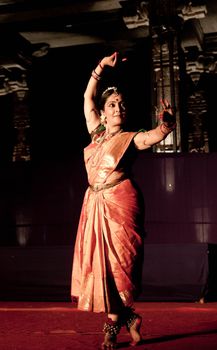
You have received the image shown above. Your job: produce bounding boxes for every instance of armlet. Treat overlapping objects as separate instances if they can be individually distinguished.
[90,124,106,141]
[134,128,147,137]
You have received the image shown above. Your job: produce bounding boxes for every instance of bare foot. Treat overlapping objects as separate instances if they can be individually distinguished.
[128,316,142,346]
[101,333,117,349]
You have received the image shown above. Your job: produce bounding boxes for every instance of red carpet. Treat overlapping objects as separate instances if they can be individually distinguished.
[1,301,217,350]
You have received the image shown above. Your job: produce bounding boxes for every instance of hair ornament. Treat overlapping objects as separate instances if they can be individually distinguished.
[102,86,118,96]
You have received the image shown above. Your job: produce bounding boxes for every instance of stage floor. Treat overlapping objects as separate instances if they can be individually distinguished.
[1,301,217,349]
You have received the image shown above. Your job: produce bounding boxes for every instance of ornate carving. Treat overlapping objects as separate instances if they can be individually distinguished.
[0,63,31,161]
[178,2,207,21]
[0,64,28,96]
[12,89,31,162]
[151,27,181,152]
[186,55,217,77]
[187,91,209,153]
[122,1,149,29]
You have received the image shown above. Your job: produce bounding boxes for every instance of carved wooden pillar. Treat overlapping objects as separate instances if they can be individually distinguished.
[0,64,31,162]
[149,0,181,152]
[178,2,216,152]
[185,60,209,153]
[12,85,31,162]
[151,26,181,152]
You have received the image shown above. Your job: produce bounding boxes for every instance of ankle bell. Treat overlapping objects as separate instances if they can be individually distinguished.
[126,313,139,330]
[103,320,121,335]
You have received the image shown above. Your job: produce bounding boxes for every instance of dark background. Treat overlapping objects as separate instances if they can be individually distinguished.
[0,0,217,302]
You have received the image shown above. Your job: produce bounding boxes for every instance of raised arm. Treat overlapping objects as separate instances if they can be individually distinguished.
[84,52,118,134]
[134,99,176,150]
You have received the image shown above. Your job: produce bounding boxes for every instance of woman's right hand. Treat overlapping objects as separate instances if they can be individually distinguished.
[100,52,118,68]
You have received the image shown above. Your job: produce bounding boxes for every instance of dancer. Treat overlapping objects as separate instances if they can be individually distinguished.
[71,52,176,349]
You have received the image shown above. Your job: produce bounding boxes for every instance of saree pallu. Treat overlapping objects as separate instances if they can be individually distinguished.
[71,132,144,313]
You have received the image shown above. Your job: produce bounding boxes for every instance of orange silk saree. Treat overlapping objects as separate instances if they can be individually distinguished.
[71,131,144,313]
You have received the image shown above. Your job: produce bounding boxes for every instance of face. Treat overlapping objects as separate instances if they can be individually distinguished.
[102,93,126,129]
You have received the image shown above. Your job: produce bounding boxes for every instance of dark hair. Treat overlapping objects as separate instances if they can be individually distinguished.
[98,86,123,110]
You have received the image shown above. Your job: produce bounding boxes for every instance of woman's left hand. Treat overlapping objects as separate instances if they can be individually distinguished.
[159,99,176,127]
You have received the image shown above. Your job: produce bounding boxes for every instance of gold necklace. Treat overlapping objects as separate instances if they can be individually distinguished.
[95,129,123,144]
[104,128,123,140]
[91,129,123,166]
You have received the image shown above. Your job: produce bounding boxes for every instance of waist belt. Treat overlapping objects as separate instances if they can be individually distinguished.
[89,177,127,192]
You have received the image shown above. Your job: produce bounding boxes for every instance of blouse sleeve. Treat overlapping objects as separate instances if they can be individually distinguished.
[90,123,106,140]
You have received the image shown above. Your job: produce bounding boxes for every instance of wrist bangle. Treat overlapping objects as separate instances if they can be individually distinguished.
[99,61,104,70]
[160,123,168,135]
[91,70,101,81]
[94,69,101,78]
[160,122,176,134]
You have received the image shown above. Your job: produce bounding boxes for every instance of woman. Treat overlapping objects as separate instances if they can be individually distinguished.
[71,52,176,349]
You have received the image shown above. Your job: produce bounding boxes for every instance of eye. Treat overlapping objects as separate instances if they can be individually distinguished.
[108,103,116,108]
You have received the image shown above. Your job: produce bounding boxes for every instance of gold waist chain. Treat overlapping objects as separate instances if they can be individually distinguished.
[89,176,127,192]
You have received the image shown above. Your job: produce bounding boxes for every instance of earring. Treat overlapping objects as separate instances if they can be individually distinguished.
[100,114,107,124]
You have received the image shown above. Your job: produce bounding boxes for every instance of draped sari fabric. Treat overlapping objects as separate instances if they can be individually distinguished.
[71,131,144,313]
